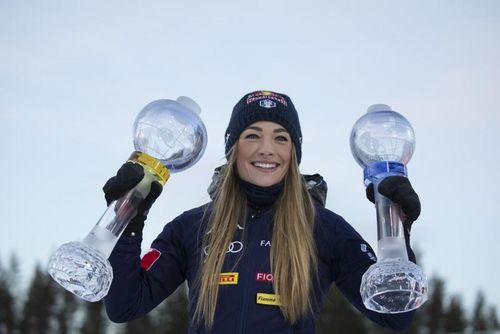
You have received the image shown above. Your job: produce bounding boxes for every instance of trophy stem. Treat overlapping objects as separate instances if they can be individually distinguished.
[374,177,408,261]
[360,171,428,313]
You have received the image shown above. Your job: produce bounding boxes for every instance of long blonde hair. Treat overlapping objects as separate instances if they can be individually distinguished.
[194,145,317,329]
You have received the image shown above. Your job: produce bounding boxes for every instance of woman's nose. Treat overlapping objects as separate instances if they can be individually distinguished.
[257,137,275,155]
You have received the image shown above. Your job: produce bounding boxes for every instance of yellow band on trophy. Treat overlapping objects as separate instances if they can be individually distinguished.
[128,151,170,185]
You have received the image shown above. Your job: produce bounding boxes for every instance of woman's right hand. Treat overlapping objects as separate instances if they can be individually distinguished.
[103,162,163,235]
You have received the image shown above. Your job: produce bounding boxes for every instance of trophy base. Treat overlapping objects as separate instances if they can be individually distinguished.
[360,258,428,313]
[47,241,113,302]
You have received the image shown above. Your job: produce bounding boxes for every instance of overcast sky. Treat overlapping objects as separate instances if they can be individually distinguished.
[1,0,499,313]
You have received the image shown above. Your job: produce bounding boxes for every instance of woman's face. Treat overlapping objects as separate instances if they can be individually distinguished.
[235,121,292,187]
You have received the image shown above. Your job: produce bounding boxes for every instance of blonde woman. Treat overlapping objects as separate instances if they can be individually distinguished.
[104,91,421,333]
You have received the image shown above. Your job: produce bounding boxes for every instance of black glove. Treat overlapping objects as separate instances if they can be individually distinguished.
[103,162,163,235]
[366,176,421,232]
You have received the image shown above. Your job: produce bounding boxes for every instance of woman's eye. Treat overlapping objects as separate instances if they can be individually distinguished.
[245,133,259,139]
[275,135,289,142]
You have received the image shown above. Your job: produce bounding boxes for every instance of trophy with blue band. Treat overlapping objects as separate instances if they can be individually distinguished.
[350,104,428,313]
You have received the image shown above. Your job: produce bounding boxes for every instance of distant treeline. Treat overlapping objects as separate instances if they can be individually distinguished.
[0,253,498,334]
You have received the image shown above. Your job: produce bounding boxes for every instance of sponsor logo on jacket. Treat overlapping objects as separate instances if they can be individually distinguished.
[204,241,244,256]
[260,240,271,247]
[360,243,376,262]
[256,272,273,282]
[219,272,239,285]
[256,293,280,306]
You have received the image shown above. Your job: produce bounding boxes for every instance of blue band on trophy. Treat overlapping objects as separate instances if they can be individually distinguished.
[363,161,407,186]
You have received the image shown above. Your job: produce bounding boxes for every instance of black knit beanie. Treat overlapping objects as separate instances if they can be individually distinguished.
[224,90,303,163]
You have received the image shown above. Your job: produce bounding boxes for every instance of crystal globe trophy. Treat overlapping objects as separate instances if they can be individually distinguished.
[48,96,207,302]
[350,104,428,313]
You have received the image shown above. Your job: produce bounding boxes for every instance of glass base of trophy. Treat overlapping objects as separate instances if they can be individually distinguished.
[47,241,113,302]
[360,258,428,313]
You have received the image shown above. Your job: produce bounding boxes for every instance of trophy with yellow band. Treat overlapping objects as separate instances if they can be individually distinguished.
[48,96,207,302]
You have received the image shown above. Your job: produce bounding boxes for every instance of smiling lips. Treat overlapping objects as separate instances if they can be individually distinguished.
[252,161,279,172]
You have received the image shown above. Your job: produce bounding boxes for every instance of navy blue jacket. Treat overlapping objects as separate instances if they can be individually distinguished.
[105,203,415,333]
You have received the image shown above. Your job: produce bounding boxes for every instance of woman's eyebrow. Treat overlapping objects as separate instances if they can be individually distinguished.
[245,126,262,132]
[244,126,288,133]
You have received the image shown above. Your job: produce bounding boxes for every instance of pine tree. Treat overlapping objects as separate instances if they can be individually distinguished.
[487,306,500,330]
[0,257,16,334]
[316,285,366,334]
[6,254,21,304]
[53,289,80,334]
[19,264,57,334]
[443,295,466,333]
[80,300,108,334]
[154,283,189,333]
[398,299,428,334]
[471,290,488,331]
[5,254,21,317]
[123,314,156,334]
[368,308,426,334]
[425,276,445,333]
[395,246,427,334]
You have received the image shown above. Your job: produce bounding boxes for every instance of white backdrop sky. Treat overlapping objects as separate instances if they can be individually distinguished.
[1,0,499,313]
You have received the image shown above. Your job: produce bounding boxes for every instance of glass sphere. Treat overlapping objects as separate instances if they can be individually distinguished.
[133,96,208,173]
[350,104,415,168]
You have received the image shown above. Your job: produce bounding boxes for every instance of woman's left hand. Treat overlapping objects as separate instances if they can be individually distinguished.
[365,176,421,230]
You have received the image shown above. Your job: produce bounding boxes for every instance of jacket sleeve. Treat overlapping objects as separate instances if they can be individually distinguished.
[331,216,416,331]
[104,214,187,323]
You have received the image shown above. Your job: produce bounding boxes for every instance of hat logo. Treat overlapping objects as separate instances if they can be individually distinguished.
[246,91,288,106]
[259,99,276,109]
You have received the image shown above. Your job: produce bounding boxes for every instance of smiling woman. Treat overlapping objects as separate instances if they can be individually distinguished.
[102,90,422,333]
[236,121,292,187]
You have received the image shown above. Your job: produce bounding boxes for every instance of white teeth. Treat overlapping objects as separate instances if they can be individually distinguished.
[253,162,277,169]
